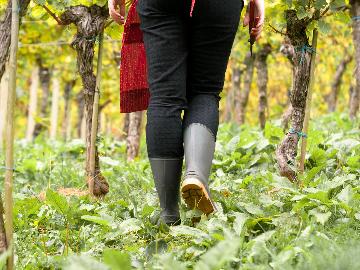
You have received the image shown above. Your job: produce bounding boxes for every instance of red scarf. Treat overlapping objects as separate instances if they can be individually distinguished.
[120,0,196,113]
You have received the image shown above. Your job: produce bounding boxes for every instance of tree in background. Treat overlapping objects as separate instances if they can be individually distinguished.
[224,63,238,122]
[327,54,352,112]
[76,91,85,139]
[25,67,39,141]
[62,80,76,140]
[126,111,143,162]
[236,52,255,125]
[230,64,242,124]
[255,43,272,129]
[350,0,360,118]
[33,57,52,138]
[120,113,130,140]
[49,76,60,139]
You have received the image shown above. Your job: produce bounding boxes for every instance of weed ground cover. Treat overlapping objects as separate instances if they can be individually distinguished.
[1,113,360,269]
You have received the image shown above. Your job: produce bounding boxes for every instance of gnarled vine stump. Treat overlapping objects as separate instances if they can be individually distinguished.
[60,5,109,197]
[276,10,313,182]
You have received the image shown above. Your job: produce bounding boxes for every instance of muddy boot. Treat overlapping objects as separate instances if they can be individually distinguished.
[181,124,216,215]
[149,158,183,226]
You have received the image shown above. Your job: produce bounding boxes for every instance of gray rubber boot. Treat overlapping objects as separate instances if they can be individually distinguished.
[181,123,216,214]
[149,158,183,226]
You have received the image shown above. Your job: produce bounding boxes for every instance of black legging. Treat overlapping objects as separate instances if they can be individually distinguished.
[137,0,244,158]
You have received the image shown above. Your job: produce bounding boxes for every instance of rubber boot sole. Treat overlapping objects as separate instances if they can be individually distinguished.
[181,178,216,215]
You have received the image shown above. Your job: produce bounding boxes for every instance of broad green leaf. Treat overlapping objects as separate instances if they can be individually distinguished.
[233,212,248,236]
[46,189,70,217]
[238,202,264,216]
[253,230,276,242]
[318,19,331,35]
[330,0,346,10]
[156,254,186,270]
[117,218,142,234]
[309,208,331,225]
[170,226,210,240]
[297,6,311,19]
[314,0,328,9]
[194,236,240,270]
[337,185,353,204]
[270,247,303,269]
[64,255,108,270]
[347,155,360,169]
[103,249,131,270]
[32,0,46,6]
[145,239,168,259]
[81,215,112,227]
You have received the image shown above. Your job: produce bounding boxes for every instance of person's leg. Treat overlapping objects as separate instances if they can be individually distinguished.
[137,0,188,225]
[182,0,244,214]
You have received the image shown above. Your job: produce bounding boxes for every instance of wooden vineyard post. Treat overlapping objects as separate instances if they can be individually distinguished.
[4,0,20,268]
[299,28,319,173]
[88,30,104,196]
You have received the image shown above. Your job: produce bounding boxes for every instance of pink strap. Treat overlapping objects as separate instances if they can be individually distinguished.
[190,0,196,17]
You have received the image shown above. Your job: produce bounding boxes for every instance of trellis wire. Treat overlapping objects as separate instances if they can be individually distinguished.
[18,39,121,47]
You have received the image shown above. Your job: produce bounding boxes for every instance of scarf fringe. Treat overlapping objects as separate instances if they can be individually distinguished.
[120,88,150,113]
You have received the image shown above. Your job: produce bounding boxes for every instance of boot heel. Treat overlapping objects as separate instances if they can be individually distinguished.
[181,178,216,215]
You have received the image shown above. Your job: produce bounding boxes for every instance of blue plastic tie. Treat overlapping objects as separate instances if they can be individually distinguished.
[295,45,316,64]
[352,16,360,21]
[289,128,307,138]
[79,35,101,44]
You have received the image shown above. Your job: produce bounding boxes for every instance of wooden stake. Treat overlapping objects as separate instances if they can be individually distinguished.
[299,28,319,173]
[88,30,104,196]
[5,0,20,268]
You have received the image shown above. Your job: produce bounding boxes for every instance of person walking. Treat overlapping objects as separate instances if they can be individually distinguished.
[109,0,265,225]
